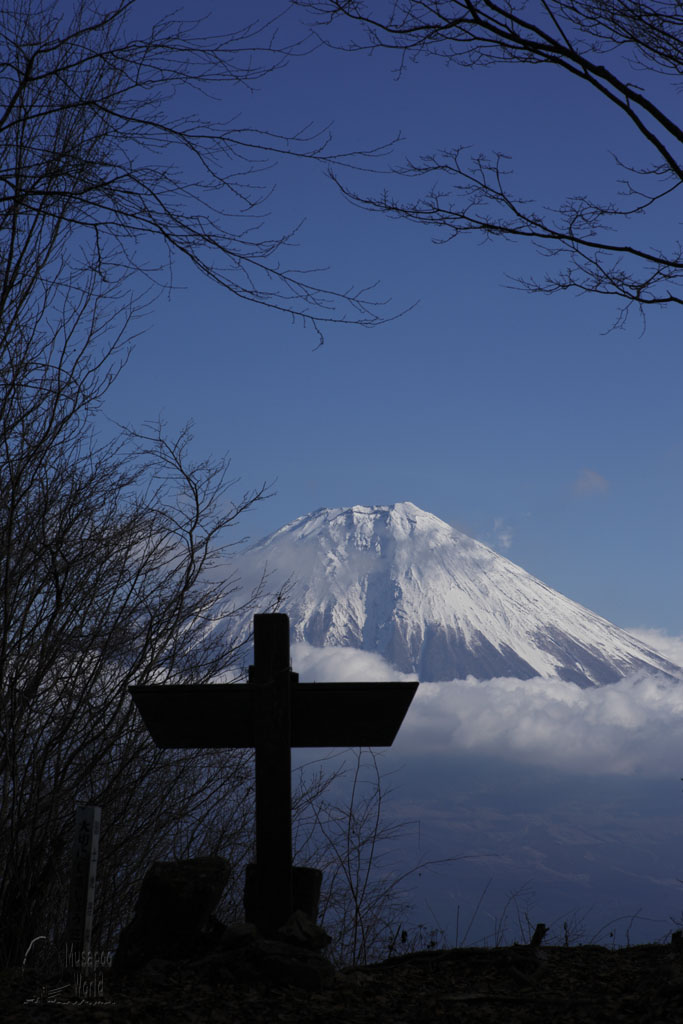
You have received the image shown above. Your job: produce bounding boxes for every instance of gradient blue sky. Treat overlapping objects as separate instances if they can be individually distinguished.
[107,1,683,635]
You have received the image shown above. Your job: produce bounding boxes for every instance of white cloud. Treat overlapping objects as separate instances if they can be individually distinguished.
[396,672,683,776]
[492,517,513,550]
[627,627,683,669]
[574,468,609,495]
[292,641,417,683]
[290,641,683,778]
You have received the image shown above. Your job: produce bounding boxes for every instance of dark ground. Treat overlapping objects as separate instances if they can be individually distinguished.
[3,940,683,1023]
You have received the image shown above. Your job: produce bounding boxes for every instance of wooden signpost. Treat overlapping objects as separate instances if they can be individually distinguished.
[130,613,417,933]
[65,804,101,954]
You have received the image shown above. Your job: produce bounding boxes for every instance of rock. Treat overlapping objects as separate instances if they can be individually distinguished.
[113,857,335,991]
[277,909,332,951]
[219,922,260,950]
[244,864,323,931]
[120,924,337,992]
[192,935,336,992]
[133,957,174,985]
[292,867,323,921]
[113,856,231,972]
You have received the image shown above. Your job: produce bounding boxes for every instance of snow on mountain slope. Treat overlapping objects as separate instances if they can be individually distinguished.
[233,502,680,686]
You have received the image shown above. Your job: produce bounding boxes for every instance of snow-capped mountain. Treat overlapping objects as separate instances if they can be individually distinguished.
[233,502,680,686]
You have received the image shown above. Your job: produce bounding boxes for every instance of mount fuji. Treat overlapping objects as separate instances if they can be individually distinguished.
[233,502,680,686]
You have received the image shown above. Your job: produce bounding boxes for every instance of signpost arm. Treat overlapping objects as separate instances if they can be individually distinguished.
[250,613,293,932]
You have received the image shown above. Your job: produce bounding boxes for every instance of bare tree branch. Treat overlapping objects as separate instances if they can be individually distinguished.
[0,0,398,340]
[298,0,683,325]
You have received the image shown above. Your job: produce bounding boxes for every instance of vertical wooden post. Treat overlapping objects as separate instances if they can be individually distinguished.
[65,805,101,954]
[249,613,293,932]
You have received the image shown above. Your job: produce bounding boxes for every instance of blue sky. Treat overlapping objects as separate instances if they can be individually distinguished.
[108,1,683,637]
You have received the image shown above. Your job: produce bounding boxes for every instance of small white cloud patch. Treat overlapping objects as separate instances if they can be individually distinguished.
[493,517,513,550]
[574,468,609,495]
[628,627,683,669]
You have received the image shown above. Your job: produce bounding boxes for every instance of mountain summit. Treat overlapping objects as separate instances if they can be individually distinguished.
[235,502,679,686]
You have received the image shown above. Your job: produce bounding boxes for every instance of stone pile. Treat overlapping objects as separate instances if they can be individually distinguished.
[113,857,334,992]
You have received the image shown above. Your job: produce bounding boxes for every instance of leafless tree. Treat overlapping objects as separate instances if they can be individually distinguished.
[299,0,683,326]
[0,0,393,342]
[0,0,390,966]
[293,749,458,966]
[0,391,276,963]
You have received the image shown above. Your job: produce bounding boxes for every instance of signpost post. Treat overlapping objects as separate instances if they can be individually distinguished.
[65,804,101,955]
[130,613,417,933]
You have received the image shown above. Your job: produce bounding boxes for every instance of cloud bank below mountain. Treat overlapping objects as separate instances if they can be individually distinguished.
[292,636,683,777]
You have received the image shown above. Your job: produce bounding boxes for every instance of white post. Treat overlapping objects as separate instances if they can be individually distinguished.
[65,805,101,956]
